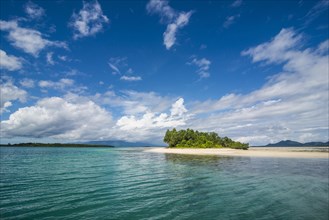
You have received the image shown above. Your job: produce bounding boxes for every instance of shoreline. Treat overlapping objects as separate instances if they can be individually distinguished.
[145,147,329,159]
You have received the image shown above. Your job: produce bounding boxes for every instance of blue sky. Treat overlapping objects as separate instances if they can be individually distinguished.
[0,0,328,145]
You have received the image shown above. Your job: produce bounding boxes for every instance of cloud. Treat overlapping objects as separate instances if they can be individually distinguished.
[231,0,243,7]
[58,55,68,61]
[69,0,109,39]
[170,97,187,116]
[24,1,45,19]
[120,75,142,81]
[0,93,189,143]
[316,39,329,54]
[126,68,133,74]
[116,98,190,141]
[0,20,67,56]
[1,97,113,140]
[109,57,127,66]
[19,78,35,88]
[163,11,193,49]
[146,0,175,22]
[1,27,326,145]
[189,57,211,78]
[304,0,329,26]
[108,57,141,80]
[94,90,174,115]
[108,63,120,74]
[0,80,27,113]
[241,28,301,63]
[147,0,193,50]
[108,57,127,74]
[38,78,75,91]
[189,28,328,145]
[0,49,22,71]
[46,52,55,65]
[223,14,240,28]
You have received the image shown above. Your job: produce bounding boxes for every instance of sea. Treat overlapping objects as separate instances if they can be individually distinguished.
[0,147,328,220]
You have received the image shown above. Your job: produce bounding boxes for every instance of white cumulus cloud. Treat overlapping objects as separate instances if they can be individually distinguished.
[189,28,328,145]
[163,11,192,49]
[189,57,211,78]
[120,75,142,81]
[241,28,302,64]
[0,49,22,71]
[19,78,35,88]
[116,98,190,141]
[38,78,75,91]
[170,98,187,116]
[316,39,329,54]
[1,97,113,140]
[146,0,175,22]
[147,0,193,50]
[0,20,67,56]
[24,1,45,19]
[69,0,109,39]
[0,80,27,114]
[46,52,55,65]
[0,93,190,144]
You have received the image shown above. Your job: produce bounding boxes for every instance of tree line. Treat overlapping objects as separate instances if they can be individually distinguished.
[163,128,249,150]
[0,143,114,147]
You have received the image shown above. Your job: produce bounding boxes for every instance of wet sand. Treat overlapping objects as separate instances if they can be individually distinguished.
[145,147,329,158]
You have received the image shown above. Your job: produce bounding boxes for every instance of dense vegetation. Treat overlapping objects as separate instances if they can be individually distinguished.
[0,143,114,147]
[163,129,249,150]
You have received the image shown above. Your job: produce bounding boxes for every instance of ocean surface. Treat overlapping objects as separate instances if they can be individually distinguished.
[0,147,328,220]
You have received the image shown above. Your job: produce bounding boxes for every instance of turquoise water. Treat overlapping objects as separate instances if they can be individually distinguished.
[0,147,328,220]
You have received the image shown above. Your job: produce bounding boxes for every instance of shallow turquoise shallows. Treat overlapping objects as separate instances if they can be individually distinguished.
[0,147,328,220]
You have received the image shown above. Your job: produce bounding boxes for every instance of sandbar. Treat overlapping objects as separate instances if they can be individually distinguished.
[145,147,329,158]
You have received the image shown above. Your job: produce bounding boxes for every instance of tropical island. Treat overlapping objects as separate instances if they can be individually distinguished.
[0,143,114,148]
[144,129,327,158]
[163,129,249,150]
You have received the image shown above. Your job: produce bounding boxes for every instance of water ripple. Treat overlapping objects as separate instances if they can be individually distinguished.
[1,147,328,220]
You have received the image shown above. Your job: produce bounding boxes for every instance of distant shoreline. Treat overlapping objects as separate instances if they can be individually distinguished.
[0,143,114,148]
[145,147,329,158]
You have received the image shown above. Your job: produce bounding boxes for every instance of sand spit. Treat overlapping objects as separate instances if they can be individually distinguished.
[145,147,328,158]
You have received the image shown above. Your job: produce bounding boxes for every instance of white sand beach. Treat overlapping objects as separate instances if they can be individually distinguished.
[145,147,329,158]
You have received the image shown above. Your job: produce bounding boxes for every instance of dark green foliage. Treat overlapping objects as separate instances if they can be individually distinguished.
[163,129,249,150]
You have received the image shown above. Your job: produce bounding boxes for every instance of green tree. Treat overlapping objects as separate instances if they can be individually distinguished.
[163,129,249,150]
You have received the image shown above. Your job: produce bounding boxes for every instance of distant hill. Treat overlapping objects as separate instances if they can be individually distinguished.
[266,140,303,147]
[84,140,159,147]
[266,140,329,147]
